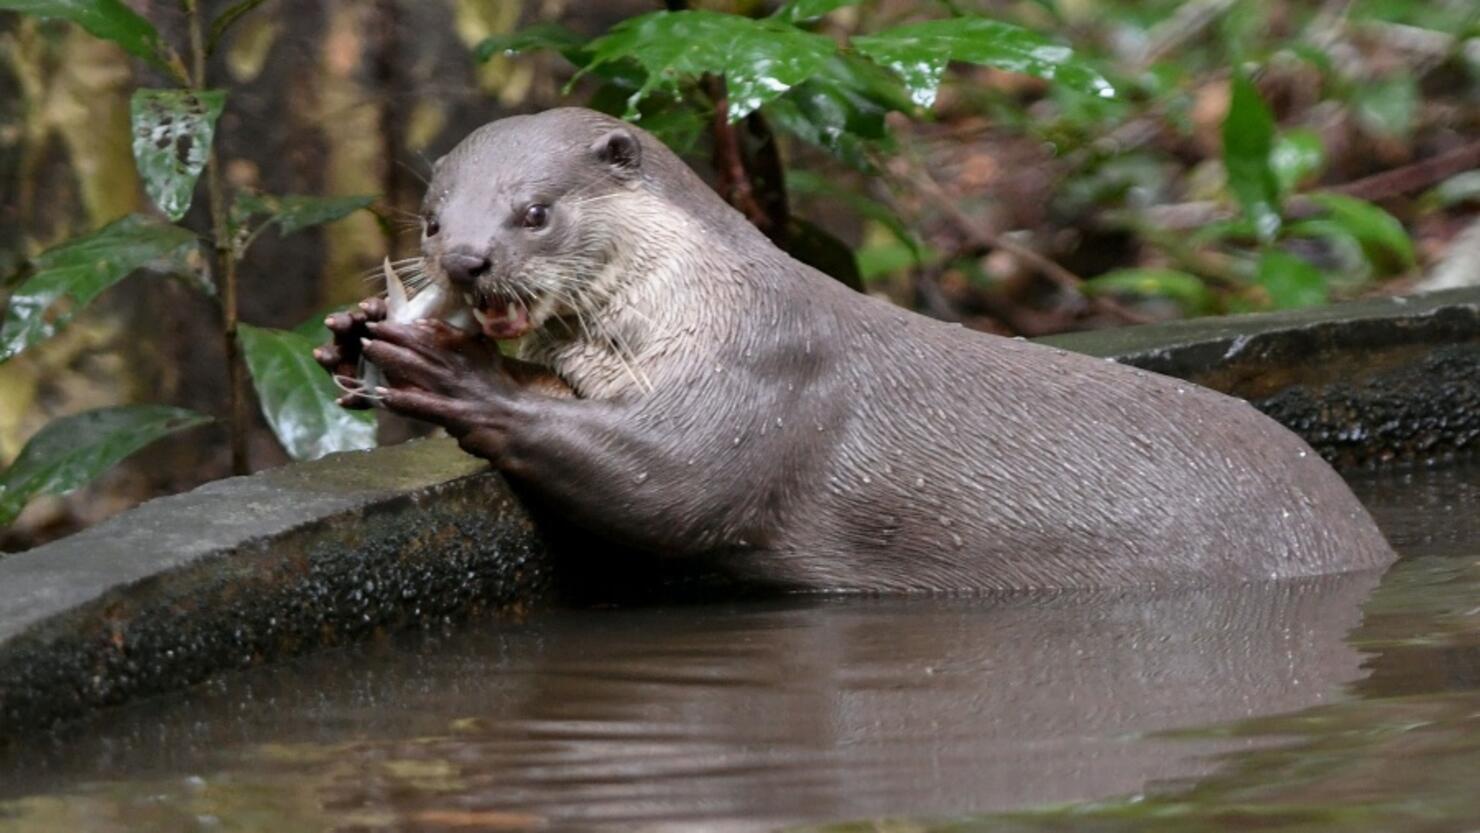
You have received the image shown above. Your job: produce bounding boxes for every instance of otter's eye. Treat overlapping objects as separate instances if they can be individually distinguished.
[423,217,440,237]
[522,204,549,230]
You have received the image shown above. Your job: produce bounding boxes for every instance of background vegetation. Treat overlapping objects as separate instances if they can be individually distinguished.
[1,0,1476,549]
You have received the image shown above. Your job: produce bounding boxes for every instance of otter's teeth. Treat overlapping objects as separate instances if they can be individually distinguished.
[471,308,491,327]
[462,293,474,306]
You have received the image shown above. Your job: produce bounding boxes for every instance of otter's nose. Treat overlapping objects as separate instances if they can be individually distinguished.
[441,252,491,287]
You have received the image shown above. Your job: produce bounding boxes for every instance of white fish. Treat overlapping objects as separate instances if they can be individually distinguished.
[344,257,474,404]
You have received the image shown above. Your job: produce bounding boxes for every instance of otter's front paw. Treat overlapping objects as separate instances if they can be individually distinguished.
[314,297,388,409]
[360,319,520,459]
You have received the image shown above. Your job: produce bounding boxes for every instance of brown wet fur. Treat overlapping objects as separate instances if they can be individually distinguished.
[319,108,1396,592]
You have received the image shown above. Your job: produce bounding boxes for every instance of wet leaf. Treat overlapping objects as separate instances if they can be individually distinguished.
[773,0,863,24]
[1222,73,1281,242]
[0,0,173,73]
[474,23,589,64]
[130,89,227,221]
[238,324,376,462]
[1257,249,1327,309]
[207,0,269,53]
[1085,268,1217,315]
[1270,128,1325,196]
[1308,193,1415,272]
[0,215,198,362]
[578,10,838,122]
[0,405,211,526]
[851,16,1115,109]
[764,54,908,170]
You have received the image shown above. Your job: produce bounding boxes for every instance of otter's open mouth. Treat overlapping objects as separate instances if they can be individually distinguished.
[464,292,532,340]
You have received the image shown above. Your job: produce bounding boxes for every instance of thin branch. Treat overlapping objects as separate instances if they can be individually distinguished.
[705,76,774,236]
[185,0,249,475]
[898,163,1156,325]
[1327,139,1480,204]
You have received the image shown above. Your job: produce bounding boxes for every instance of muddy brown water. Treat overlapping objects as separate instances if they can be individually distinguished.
[0,464,1476,833]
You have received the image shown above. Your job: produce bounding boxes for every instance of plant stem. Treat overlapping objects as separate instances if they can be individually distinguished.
[185,0,249,475]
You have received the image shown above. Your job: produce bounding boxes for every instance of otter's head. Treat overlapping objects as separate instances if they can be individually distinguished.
[419,109,652,340]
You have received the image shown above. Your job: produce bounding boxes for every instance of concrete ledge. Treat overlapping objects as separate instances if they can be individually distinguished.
[2,288,1476,740]
[1043,288,1480,468]
[0,440,553,741]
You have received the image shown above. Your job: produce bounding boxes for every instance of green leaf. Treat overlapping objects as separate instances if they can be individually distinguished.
[1351,73,1417,139]
[1257,249,1327,309]
[1222,73,1281,242]
[130,89,227,221]
[764,54,908,170]
[0,405,211,526]
[0,0,173,73]
[1308,193,1415,271]
[208,0,270,53]
[1,215,198,362]
[255,194,376,237]
[773,0,863,24]
[1283,219,1372,285]
[856,240,919,283]
[578,10,838,122]
[1270,128,1325,196]
[851,16,1114,109]
[238,324,376,461]
[475,22,589,64]
[1085,268,1217,315]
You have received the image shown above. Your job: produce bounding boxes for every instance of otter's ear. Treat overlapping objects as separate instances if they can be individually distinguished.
[591,128,642,177]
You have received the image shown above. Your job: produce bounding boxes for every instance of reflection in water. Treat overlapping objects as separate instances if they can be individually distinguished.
[0,464,1475,833]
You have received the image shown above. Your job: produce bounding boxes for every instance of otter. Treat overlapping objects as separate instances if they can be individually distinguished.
[315,107,1394,591]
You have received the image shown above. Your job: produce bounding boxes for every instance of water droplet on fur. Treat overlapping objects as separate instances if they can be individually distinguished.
[951,533,964,549]
[775,417,783,428]
[862,474,873,484]
[635,471,649,484]
[914,476,926,488]
[733,435,743,446]
[1298,450,1308,458]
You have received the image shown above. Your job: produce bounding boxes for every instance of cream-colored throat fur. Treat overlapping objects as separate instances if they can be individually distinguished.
[519,191,734,401]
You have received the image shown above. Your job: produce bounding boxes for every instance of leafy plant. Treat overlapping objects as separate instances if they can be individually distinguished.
[0,0,374,526]
[481,1,1425,319]
[477,2,1113,293]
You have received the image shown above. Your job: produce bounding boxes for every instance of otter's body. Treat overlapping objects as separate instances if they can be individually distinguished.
[334,108,1394,591]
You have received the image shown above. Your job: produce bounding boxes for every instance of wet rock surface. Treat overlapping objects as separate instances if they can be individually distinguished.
[1,288,1475,741]
[0,440,552,741]
[1044,288,1480,469]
